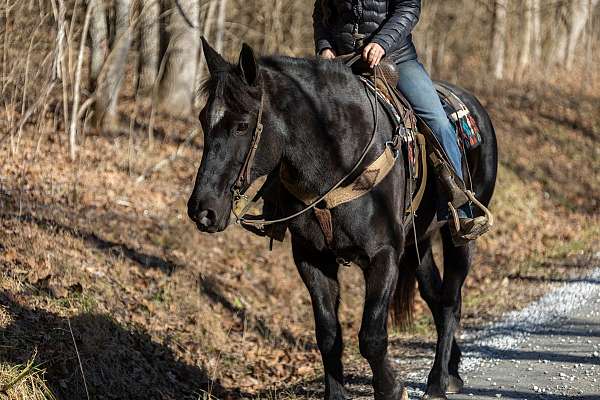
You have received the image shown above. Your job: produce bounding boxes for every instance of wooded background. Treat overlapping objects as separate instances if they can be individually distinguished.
[1,0,599,159]
[1,3,599,398]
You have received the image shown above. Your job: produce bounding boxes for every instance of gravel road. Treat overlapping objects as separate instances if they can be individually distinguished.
[403,267,600,400]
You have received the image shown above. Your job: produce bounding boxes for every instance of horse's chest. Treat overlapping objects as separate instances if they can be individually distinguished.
[288,200,398,264]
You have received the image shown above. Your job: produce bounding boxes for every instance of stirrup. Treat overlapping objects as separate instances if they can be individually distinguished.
[448,191,494,246]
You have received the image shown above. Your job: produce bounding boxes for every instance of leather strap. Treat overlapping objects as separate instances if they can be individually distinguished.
[314,208,334,247]
[335,52,363,67]
[376,73,417,131]
[232,175,268,218]
[280,145,398,210]
[232,87,265,194]
[406,133,428,215]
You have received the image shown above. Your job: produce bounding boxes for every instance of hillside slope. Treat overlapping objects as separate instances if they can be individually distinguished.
[0,81,598,399]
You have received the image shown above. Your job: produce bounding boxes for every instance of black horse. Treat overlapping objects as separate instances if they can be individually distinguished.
[188,40,497,400]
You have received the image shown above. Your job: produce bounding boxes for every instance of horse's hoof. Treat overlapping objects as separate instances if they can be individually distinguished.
[446,375,464,394]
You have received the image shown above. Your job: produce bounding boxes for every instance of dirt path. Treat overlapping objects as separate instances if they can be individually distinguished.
[401,267,600,399]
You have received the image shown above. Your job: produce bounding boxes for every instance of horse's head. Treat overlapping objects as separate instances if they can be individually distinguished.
[188,39,281,233]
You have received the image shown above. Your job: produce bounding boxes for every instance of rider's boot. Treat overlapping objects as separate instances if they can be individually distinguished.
[430,151,492,246]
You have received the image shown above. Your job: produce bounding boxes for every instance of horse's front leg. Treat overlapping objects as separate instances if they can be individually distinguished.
[292,238,346,400]
[359,245,402,400]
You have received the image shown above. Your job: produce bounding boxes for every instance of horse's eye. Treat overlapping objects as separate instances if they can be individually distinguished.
[235,122,249,135]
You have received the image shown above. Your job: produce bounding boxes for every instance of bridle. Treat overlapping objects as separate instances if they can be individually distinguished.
[230,62,383,229]
[231,87,265,201]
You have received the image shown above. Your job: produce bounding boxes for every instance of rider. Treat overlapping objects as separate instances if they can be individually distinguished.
[313,0,489,244]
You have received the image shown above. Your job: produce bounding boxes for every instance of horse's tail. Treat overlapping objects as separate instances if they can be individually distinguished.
[389,262,418,329]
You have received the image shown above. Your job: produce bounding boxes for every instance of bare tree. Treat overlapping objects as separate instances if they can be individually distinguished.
[94,0,132,129]
[489,0,509,79]
[87,0,108,91]
[195,0,219,107]
[566,0,600,69]
[531,0,542,62]
[215,0,228,53]
[70,3,93,159]
[518,0,533,71]
[137,0,160,95]
[159,0,200,116]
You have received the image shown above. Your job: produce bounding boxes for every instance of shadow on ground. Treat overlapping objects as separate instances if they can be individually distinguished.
[0,292,239,400]
[6,212,181,275]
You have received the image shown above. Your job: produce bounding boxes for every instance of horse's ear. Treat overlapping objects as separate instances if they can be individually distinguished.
[237,43,258,86]
[201,36,228,75]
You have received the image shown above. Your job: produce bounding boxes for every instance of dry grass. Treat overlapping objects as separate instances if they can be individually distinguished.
[0,355,56,400]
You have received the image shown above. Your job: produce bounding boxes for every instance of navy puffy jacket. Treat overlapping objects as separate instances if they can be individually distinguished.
[313,0,421,64]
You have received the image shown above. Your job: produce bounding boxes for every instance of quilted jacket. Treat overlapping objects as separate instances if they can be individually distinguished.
[313,0,421,64]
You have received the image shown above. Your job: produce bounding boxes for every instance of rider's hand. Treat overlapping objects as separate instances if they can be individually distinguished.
[363,43,385,68]
[319,48,336,60]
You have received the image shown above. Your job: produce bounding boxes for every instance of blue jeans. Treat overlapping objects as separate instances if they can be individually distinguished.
[395,60,471,219]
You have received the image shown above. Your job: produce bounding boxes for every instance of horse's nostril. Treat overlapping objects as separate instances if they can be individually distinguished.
[198,210,209,226]
[197,209,216,228]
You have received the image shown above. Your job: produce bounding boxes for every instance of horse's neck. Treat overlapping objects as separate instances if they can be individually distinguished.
[276,92,374,195]
[262,62,385,196]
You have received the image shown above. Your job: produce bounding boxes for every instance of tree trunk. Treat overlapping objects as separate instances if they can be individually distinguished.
[215,0,227,53]
[531,0,541,62]
[489,0,508,79]
[159,0,200,116]
[585,0,595,70]
[566,0,600,69]
[518,0,533,70]
[95,0,132,129]
[87,0,108,91]
[195,0,218,108]
[553,3,569,63]
[203,0,218,41]
[137,0,160,95]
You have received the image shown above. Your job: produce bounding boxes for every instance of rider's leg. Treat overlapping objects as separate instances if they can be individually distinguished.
[395,59,472,220]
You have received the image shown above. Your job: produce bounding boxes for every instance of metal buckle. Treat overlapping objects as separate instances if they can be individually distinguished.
[231,188,247,224]
[232,188,242,202]
[385,140,400,160]
[396,125,414,141]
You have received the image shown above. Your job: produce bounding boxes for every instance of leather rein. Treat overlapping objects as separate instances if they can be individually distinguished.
[231,62,383,228]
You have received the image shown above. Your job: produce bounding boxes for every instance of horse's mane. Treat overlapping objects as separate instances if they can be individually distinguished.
[197,55,356,111]
[259,55,354,79]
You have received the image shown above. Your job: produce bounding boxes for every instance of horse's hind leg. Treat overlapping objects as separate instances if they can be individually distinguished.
[359,246,403,400]
[415,228,470,399]
[292,238,346,400]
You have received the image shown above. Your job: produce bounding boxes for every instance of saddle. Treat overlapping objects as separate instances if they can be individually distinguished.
[341,56,485,213]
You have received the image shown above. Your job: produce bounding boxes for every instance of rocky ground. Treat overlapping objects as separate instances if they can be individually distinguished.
[437,267,600,400]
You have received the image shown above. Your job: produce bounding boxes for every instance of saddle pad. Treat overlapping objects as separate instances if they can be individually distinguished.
[435,82,483,150]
